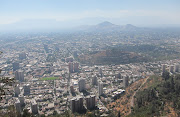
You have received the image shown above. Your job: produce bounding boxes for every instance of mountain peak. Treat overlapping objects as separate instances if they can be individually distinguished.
[97,21,116,27]
[125,24,136,27]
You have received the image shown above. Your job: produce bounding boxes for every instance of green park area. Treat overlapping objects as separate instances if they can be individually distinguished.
[41,77,59,80]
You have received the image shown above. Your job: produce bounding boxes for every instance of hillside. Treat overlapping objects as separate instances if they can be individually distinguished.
[107,78,148,117]
[78,49,148,65]
[128,73,180,117]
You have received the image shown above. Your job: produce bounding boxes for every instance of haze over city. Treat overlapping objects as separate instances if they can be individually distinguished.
[0,0,180,31]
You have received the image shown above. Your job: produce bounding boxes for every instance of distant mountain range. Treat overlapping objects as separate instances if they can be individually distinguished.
[0,19,179,32]
[76,21,138,32]
[0,19,139,32]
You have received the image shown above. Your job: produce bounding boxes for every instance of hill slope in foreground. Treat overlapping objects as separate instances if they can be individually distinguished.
[108,73,180,117]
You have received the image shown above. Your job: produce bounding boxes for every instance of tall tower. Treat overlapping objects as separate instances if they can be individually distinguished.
[31,99,38,114]
[98,81,103,96]
[78,78,86,92]
[14,84,21,97]
[15,98,21,114]
[162,64,166,73]
[13,62,19,71]
[70,96,84,113]
[123,75,129,88]
[15,70,24,82]
[86,95,96,110]
[24,84,30,96]
[174,64,179,72]
[169,65,174,73]
[92,75,98,86]
[68,62,74,73]
[115,73,121,79]
[19,52,26,60]
[99,68,103,77]
[73,62,79,72]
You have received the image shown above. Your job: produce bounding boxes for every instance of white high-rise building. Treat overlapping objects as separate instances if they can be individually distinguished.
[78,78,86,92]
[98,81,103,96]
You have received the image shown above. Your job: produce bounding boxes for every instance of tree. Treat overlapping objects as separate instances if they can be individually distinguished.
[162,71,170,81]
[22,109,32,117]
[118,110,121,117]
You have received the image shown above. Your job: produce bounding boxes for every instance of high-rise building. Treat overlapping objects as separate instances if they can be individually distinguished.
[13,62,19,71]
[68,62,74,73]
[123,75,129,88]
[18,94,25,107]
[24,84,30,95]
[162,64,166,73]
[98,81,103,96]
[15,98,21,114]
[14,84,21,97]
[73,62,79,72]
[115,73,121,79]
[70,85,75,93]
[70,96,84,113]
[19,53,26,60]
[99,68,103,77]
[92,75,98,86]
[15,70,24,82]
[169,65,174,73]
[174,64,179,72]
[78,78,86,92]
[31,99,38,114]
[66,57,73,63]
[86,95,96,110]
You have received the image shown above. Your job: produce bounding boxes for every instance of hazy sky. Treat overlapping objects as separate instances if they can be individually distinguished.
[0,0,180,26]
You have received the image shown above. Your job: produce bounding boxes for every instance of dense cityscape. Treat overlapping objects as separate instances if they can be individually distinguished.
[0,24,180,116]
[1,0,180,117]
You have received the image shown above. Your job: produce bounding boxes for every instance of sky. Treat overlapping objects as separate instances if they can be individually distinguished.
[0,0,180,29]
